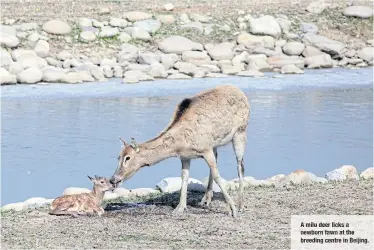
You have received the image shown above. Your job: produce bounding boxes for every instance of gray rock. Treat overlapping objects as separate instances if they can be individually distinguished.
[0,68,17,85]
[360,167,374,180]
[249,15,282,38]
[232,51,250,65]
[127,63,151,73]
[357,47,374,62]
[284,32,299,40]
[280,64,304,74]
[300,22,318,34]
[276,18,291,34]
[0,32,19,48]
[325,170,347,181]
[92,20,104,28]
[123,70,154,83]
[181,22,204,34]
[156,177,205,193]
[11,49,37,61]
[100,58,117,68]
[156,14,176,25]
[199,64,221,73]
[160,53,179,69]
[134,19,161,34]
[356,62,368,67]
[17,67,43,84]
[347,58,364,65]
[282,42,305,56]
[42,67,65,82]
[123,11,152,22]
[118,43,139,63]
[220,64,242,75]
[57,51,73,61]
[149,62,168,78]
[302,46,323,57]
[303,34,345,56]
[237,32,275,49]
[102,65,113,78]
[80,31,97,42]
[247,57,273,72]
[194,70,206,78]
[237,70,264,77]
[113,65,123,78]
[98,7,110,15]
[345,49,356,58]
[138,52,160,65]
[42,20,71,35]
[163,3,174,11]
[78,18,92,28]
[109,18,128,28]
[99,27,119,38]
[304,53,333,68]
[89,65,106,81]
[0,49,13,69]
[118,33,132,43]
[16,31,28,39]
[131,27,151,41]
[207,42,234,61]
[306,1,327,14]
[18,55,48,69]
[8,62,23,75]
[0,25,16,36]
[174,62,199,76]
[275,39,287,48]
[182,51,211,65]
[34,40,49,58]
[253,47,282,57]
[179,13,191,24]
[167,73,192,79]
[157,36,202,54]
[1,202,25,211]
[61,71,95,83]
[267,55,305,69]
[343,6,373,18]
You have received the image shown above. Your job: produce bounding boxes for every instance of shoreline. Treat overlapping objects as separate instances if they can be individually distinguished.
[1,68,373,100]
[1,1,373,86]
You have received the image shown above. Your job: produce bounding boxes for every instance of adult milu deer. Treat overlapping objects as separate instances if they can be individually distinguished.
[110,85,250,217]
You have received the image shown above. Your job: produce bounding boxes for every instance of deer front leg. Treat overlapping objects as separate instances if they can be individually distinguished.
[172,159,190,215]
[200,148,217,208]
[203,150,237,218]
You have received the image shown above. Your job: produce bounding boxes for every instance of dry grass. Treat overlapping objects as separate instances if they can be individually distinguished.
[1,180,373,249]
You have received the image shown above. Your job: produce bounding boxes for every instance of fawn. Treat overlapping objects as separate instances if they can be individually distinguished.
[49,175,114,217]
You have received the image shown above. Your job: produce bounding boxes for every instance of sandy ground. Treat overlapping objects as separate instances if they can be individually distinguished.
[1,180,373,249]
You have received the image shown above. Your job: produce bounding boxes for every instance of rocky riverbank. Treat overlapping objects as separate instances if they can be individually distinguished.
[1,1,373,85]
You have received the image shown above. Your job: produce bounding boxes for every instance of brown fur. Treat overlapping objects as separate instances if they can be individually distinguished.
[49,176,113,217]
[112,85,250,217]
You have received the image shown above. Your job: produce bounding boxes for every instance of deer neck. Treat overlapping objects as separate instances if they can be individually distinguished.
[138,131,178,167]
[92,186,105,202]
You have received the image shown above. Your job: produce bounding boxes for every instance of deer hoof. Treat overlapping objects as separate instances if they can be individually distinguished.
[172,205,187,215]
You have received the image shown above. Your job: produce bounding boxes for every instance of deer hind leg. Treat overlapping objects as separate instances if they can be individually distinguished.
[199,148,217,208]
[232,129,247,213]
[49,208,79,218]
[203,149,237,218]
[173,159,190,215]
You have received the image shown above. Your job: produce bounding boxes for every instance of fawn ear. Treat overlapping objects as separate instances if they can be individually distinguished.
[119,137,128,147]
[88,176,95,181]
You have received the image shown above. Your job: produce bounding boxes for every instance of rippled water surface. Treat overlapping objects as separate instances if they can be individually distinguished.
[1,68,373,205]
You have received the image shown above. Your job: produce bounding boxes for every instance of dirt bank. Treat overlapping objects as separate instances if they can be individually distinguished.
[1,180,373,249]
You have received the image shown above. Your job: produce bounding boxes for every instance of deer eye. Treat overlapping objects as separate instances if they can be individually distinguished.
[100,181,104,184]
[125,156,131,162]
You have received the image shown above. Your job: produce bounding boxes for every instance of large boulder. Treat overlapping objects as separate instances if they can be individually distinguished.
[131,27,151,41]
[357,47,374,62]
[61,71,95,83]
[43,67,65,82]
[138,52,160,65]
[306,1,327,14]
[80,31,97,42]
[0,32,19,48]
[109,18,128,28]
[182,51,211,65]
[207,42,235,60]
[156,177,205,193]
[117,43,139,63]
[281,170,325,185]
[343,6,373,18]
[280,64,304,74]
[360,167,374,180]
[17,54,48,69]
[304,53,333,68]
[0,68,17,85]
[300,22,318,34]
[17,67,43,84]
[34,40,49,58]
[0,48,13,69]
[174,62,199,76]
[325,165,359,181]
[157,36,202,54]
[303,34,345,56]
[267,55,304,69]
[123,70,153,83]
[282,42,305,56]
[42,19,71,35]
[98,27,119,38]
[302,46,323,57]
[160,53,179,69]
[149,62,168,78]
[248,15,282,38]
[237,32,275,49]
[133,19,161,34]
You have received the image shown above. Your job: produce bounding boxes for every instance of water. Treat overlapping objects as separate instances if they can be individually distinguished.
[1,68,373,205]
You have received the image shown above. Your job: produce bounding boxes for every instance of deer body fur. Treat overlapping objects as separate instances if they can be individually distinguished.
[111,85,250,217]
[49,176,113,217]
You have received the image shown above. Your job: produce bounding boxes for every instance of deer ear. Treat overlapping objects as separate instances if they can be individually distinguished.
[119,137,128,146]
[88,176,94,181]
[94,175,99,179]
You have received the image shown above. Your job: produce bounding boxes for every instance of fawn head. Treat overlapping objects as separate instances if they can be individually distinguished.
[88,175,114,192]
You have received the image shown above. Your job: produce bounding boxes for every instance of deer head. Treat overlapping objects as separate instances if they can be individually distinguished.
[110,137,144,187]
